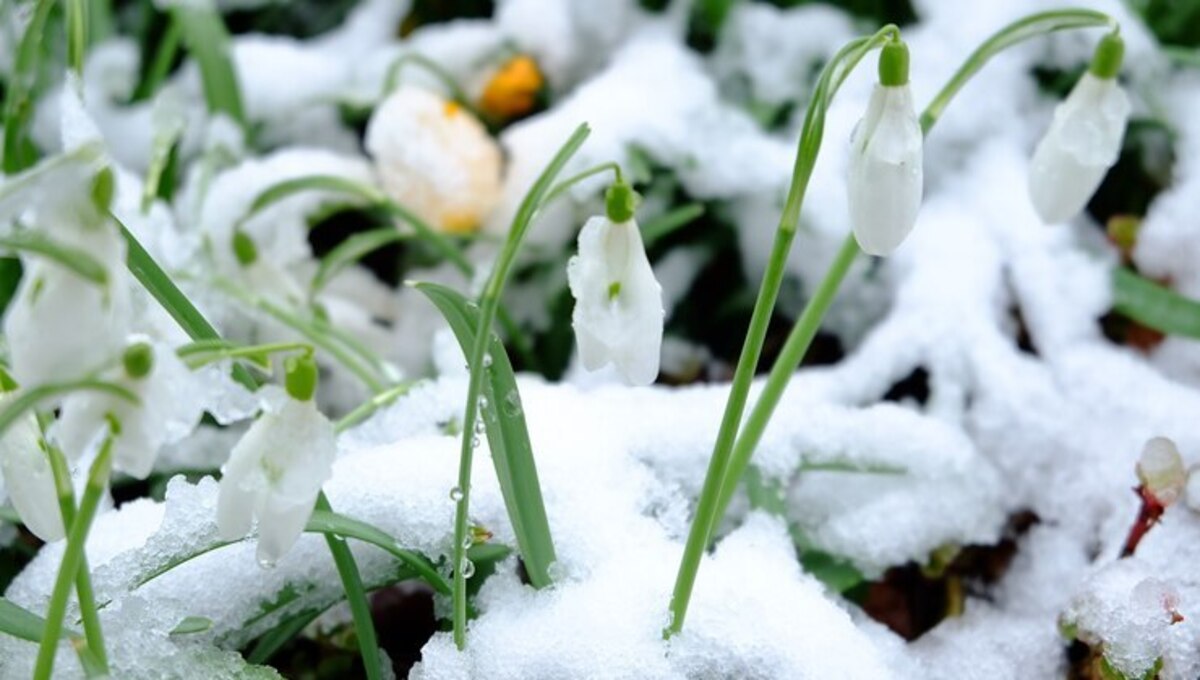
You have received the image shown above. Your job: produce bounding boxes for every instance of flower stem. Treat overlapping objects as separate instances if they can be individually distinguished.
[451,122,590,650]
[43,438,107,672]
[383,52,477,116]
[33,434,113,680]
[667,9,1120,639]
[665,25,898,638]
[314,493,382,680]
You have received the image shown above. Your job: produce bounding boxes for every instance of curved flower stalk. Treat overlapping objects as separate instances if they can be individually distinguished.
[217,355,336,565]
[52,341,206,479]
[847,40,923,256]
[0,371,64,540]
[1028,31,1129,224]
[365,86,503,234]
[567,180,664,385]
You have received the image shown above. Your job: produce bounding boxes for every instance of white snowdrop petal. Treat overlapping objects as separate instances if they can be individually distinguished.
[1136,436,1185,506]
[1028,73,1130,224]
[255,495,316,565]
[847,84,923,256]
[567,216,664,386]
[0,413,64,542]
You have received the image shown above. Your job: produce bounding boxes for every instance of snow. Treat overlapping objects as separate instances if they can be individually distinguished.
[4,0,1200,677]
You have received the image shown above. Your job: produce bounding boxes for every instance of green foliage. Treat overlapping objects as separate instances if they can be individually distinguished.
[1112,267,1200,339]
[1129,0,1200,48]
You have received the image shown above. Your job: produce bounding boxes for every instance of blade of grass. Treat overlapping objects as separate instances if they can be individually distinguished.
[310,227,410,297]
[441,122,589,649]
[0,597,53,643]
[2,0,55,173]
[1112,267,1200,339]
[170,2,245,126]
[0,380,137,438]
[413,281,553,585]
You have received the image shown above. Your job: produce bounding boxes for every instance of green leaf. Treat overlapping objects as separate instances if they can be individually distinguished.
[413,281,556,587]
[305,509,450,594]
[0,232,109,285]
[171,3,245,126]
[799,550,865,594]
[0,257,23,318]
[0,380,138,439]
[169,615,213,636]
[1112,267,1200,339]
[2,0,55,173]
[311,227,409,296]
[116,218,259,391]
[642,203,705,248]
[0,596,51,643]
[240,175,470,275]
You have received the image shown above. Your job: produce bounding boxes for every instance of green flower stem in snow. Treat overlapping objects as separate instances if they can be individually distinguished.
[33,434,114,680]
[667,8,1117,637]
[451,122,591,650]
[117,225,386,679]
[665,24,900,638]
[43,438,108,673]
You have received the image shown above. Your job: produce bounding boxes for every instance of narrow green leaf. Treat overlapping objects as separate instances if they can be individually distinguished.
[642,203,705,247]
[245,607,321,664]
[1112,267,1200,339]
[414,281,556,587]
[142,97,186,212]
[306,509,449,595]
[72,640,108,678]
[310,227,409,296]
[168,615,213,636]
[0,232,109,284]
[132,19,182,102]
[0,597,50,643]
[171,3,245,126]
[0,257,23,317]
[116,219,259,391]
[2,0,55,173]
[0,380,138,439]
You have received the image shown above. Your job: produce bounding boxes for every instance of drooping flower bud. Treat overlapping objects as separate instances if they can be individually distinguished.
[566,180,663,386]
[1028,32,1130,225]
[217,389,336,565]
[1137,436,1185,507]
[847,40,924,256]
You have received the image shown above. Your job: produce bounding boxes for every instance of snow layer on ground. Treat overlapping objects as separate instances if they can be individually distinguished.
[7,0,1200,677]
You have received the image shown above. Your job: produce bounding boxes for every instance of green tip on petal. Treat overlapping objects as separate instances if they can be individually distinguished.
[879,40,910,87]
[285,354,319,402]
[605,181,640,223]
[91,166,115,214]
[123,342,155,379]
[0,366,18,393]
[1089,31,1124,80]
[232,230,258,267]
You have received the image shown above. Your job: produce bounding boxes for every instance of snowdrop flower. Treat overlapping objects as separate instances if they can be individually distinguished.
[52,341,205,479]
[2,165,132,386]
[1028,32,1130,224]
[0,372,64,542]
[847,40,923,256]
[218,356,335,565]
[567,180,664,386]
[366,86,502,234]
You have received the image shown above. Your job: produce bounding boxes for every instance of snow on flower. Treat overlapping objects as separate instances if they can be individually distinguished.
[366,86,503,234]
[1028,33,1130,225]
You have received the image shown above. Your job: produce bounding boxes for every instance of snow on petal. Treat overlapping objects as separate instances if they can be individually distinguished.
[1028,72,1130,225]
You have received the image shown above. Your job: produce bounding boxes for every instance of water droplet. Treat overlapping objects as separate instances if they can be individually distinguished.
[257,557,277,570]
[482,353,493,368]
[478,396,489,410]
[474,419,486,434]
[462,536,474,550]
[460,558,475,579]
[472,436,481,448]
[503,390,523,417]
[449,486,464,502]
